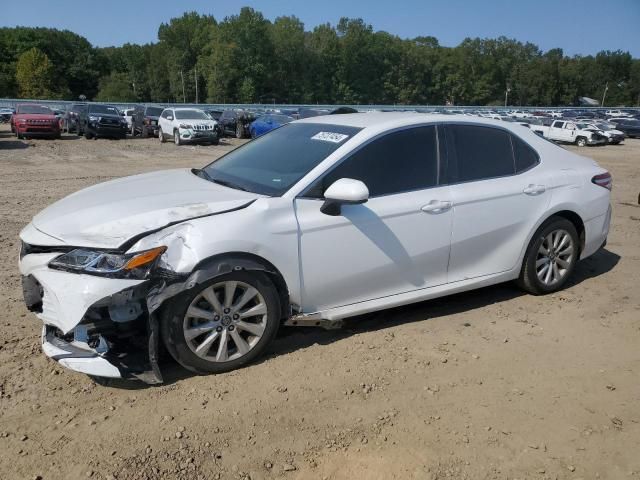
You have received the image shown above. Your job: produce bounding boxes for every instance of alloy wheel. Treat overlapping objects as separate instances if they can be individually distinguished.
[535,229,575,286]
[182,281,268,362]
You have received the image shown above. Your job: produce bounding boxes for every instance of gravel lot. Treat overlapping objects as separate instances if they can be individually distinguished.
[0,124,639,480]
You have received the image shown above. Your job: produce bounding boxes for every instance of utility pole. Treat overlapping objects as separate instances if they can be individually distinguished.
[194,67,199,104]
[505,84,511,107]
[601,82,609,107]
[180,70,186,103]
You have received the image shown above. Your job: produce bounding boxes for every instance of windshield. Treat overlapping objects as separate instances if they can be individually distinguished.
[145,106,164,116]
[17,105,52,115]
[201,123,361,196]
[175,109,208,120]
[89,104,120,115]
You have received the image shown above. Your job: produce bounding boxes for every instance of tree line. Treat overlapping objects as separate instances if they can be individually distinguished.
[1,8,639,106]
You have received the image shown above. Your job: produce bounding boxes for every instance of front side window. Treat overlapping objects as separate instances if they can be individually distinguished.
[308,125,438,198]
[445,125,514,183]
[201,123,361,196]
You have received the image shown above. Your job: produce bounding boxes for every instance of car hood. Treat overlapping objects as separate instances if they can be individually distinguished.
[31,169,262,249]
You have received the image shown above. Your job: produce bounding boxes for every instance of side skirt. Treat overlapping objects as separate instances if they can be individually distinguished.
[285,269,519,327]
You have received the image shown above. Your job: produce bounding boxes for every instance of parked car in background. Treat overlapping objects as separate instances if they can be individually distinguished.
[249,114,294,138]
[122,107,136,130]
[608,118,640,138]
[18,113,612,381]
[218,110,257,138]
[587,121,625,144]
[132,105,164,137]
[11,104,60,139]
[298,108,330,119]
[0,107,14,123]
[158,107,219,146]
[529,119,607,146]
[605,109,631,118]
[205,109,223,121]
[63,103,87,134]
[79,104,128,139]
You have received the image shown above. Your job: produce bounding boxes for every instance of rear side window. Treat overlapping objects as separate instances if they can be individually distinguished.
[512,135,539,172]
[446,125,514,183]
[312,125,438,197]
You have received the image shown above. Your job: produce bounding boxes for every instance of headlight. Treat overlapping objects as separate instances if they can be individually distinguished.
[89,115,99,122]
[49,246,166,279]
[179,124,193,129]
[18,119,27,124]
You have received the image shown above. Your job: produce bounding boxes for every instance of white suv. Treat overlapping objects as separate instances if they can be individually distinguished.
[19,113,612,383]
[158,107,219,145]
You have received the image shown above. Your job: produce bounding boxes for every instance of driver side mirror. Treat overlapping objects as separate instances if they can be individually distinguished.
[320,178,369,216]
[167,116,173,121]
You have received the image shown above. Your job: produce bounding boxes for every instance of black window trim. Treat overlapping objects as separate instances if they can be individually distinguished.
[442,122,540,186]
[298,123,445,200]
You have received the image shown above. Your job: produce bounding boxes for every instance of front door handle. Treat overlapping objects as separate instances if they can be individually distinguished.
[421,200,452,214]
[523,184,546,196]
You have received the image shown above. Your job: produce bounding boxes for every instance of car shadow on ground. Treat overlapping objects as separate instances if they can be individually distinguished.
[0,139,29,150]
[104,248,620,389]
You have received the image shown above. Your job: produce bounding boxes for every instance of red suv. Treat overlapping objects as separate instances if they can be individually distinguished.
[11,104,61,139]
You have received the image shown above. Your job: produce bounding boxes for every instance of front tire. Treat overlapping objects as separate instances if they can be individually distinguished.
[174,129,181,146]
[236,123,244,139]
[517,218,579,295]
[576,136,587,147]
[158,127,165,143]
[160,271,281,375]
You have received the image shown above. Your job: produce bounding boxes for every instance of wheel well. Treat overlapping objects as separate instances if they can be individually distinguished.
[548,210,585,253]
[192,252,291,320]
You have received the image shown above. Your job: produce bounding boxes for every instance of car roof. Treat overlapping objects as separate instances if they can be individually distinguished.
[295,112,536,131]
[169,107,205,111]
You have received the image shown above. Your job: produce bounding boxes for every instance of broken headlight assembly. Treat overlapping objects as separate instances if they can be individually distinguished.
[48,246,166,279]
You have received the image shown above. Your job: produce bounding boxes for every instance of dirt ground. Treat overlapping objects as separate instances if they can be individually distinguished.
[0,123,638,480]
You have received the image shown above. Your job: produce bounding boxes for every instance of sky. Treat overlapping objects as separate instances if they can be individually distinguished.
[2,0,639,57]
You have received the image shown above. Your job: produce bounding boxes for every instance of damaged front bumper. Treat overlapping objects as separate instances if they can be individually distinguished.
[20,251,168,383]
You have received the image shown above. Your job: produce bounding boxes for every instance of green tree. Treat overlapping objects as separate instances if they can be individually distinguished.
[15,47,55,98]
[94,72,137,102]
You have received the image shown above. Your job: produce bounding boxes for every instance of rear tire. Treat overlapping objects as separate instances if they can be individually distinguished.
[160,271,281,375]
[517,218,579,295]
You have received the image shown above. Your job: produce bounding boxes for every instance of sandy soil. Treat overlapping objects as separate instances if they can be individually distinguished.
[0,124,639,480]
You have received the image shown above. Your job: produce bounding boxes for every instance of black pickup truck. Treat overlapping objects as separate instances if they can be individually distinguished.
[79,104,129,139]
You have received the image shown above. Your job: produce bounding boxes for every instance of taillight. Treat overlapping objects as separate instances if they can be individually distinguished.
[592,172,612,190]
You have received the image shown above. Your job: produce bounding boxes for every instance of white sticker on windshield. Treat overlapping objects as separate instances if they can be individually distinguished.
[311,132,349,143]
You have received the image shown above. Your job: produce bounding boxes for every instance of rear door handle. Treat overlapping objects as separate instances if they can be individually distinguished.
[523,184,546,196]
[421,200,452,214]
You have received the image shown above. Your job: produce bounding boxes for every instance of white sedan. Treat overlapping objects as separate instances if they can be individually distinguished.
[19,113,612,382]
[158,107,219,145]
